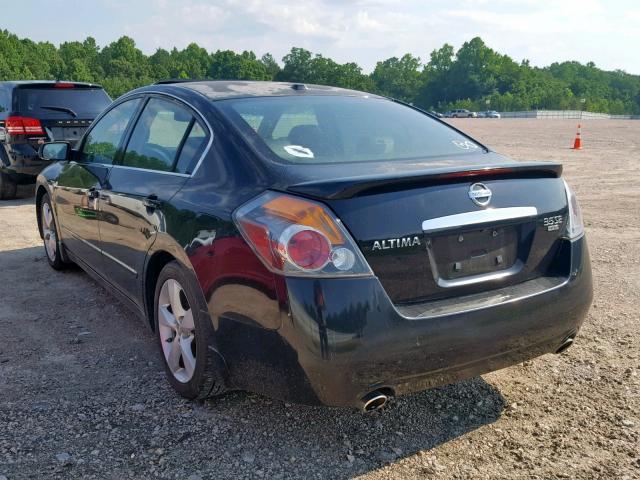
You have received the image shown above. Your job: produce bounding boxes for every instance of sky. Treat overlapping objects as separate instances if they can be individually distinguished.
[4,0,640,74]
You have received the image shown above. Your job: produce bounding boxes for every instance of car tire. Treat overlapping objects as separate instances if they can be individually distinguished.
[0,172,17,200]
[154,261,227,400]
[40,193,69,270]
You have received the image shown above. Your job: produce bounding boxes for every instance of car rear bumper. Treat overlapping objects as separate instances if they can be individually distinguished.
[218,236,592,408]
[218,237,593,407]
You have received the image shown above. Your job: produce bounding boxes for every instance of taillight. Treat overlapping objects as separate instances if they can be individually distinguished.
[5,116,45,136]
[563,180,584,240]
[233,191,373,277]
[282,226,331,270]
[55,82,75,88]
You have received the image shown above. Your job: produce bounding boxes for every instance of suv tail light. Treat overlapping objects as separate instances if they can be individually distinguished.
[233,191,373,277]
[563,180,584,239]
[5,116,45,136]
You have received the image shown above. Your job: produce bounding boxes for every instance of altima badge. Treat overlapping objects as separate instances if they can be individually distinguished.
[372,236,421,251]
[468,183,492,206]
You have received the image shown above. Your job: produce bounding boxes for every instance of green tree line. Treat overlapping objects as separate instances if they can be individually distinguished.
[1,29,639,114]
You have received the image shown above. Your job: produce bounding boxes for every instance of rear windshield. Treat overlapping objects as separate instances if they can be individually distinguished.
[16,87,112,119]
[217,96,484,165]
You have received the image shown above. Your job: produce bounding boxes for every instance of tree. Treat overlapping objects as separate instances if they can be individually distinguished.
[371,54,422,102]
[419,43,455,107]
[209,50,269,80]
[261,53,280,80]
[0,29,638,114]
[278,47,315,83]
[174,43,212,79]
[98,36,152,96]
[278,47,371,90]
[149,48,172,79]
[59,38,100,82]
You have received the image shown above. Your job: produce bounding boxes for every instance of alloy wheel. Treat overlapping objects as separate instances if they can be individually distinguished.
[158,278,196,383]
[42,202,57,262]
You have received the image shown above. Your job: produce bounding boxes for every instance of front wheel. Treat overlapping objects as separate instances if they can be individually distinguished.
[41,193,69,270]
[154,261,226,400]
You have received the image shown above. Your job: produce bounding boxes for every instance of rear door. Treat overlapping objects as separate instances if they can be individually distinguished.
[99,95,209,305]
[54,98,141,271]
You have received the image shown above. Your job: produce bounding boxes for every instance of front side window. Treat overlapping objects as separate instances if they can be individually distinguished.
[79,99,140,165]
[122,98,202,172]
[218,96,485,165]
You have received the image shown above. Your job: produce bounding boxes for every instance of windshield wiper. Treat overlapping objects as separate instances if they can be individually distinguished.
[40,105,78,118]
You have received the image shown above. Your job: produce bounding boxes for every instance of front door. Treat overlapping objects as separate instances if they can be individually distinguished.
[53,162,109,271]
[54,98,142,272]
[98,96,209,306]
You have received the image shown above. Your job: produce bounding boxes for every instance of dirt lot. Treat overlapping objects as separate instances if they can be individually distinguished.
[0,119,638,479]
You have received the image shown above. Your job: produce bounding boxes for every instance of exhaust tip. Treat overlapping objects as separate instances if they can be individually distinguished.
[361,390,390,412]
[555,336,575,354]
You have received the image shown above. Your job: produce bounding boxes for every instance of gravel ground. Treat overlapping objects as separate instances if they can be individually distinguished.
[0,119,638,479]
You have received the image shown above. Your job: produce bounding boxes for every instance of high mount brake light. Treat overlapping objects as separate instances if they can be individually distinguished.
[563,180,584,240]
[55,82,75,88]
[233,191,373,277]
[5,116,45,136]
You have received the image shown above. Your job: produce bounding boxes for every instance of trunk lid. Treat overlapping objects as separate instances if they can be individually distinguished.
[292,160,568,305]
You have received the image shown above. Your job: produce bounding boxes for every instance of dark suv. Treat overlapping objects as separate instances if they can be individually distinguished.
[0,81,111,199]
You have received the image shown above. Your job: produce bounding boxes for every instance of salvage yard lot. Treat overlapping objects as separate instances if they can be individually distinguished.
[0,119,638,479]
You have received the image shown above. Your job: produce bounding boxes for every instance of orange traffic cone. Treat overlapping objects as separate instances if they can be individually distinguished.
[572,124,582,150]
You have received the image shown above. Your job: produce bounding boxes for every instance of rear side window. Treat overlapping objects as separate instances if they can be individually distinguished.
[16,87,111,119]
[218,96,484,165]
[122,97,207,174]
[79,99,141,165]
[175,121,207,174]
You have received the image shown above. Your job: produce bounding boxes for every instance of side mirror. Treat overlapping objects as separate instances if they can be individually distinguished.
[0,127,6,142]
[39,142,70,161]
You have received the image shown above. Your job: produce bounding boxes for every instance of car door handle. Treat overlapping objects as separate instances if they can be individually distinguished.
[143,195,160,209]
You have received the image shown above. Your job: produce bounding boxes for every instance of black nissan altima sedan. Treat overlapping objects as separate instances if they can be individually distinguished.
[35,80,592,411]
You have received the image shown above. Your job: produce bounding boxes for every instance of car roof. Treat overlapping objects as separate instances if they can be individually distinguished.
[0,80,103,89]
[154,80,385,101]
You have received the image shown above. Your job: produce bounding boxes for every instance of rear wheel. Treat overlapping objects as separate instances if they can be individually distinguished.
[41,193,68,270]
[154,261,226,400]
[0,172,17,200]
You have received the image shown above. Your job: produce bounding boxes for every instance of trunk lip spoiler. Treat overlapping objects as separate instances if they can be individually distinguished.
[287,162,563,200]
